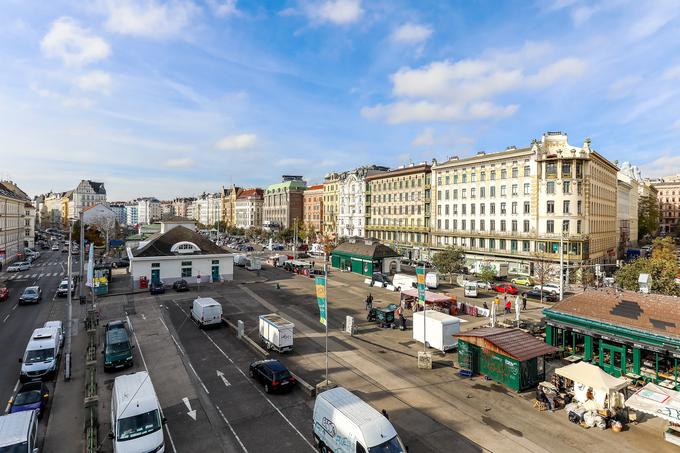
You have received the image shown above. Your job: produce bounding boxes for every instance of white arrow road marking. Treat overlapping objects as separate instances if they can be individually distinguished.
[182,397,197,421]
[217,370,231,387]
[141,314,146,320]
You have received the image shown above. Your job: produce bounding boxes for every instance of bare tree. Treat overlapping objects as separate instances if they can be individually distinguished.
[532,251,557,302]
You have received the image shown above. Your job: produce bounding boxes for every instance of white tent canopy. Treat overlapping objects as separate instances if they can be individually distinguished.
[555,362,629,392]
[625,383,680,423]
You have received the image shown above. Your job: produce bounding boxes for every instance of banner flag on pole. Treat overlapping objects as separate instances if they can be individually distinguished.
[315,276,327,326]
[416,267,426,306]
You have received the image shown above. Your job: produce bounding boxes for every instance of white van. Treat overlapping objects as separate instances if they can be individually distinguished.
[110,371,165,453]
[392,273,418,291]
[191,297,223,328]
[0,411,39,453]
[43,321,64,349]
[313,387,407,453]
[20,327,60,382]
[464,281,478,297]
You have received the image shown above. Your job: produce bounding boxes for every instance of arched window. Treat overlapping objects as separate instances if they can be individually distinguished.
[170,241,202,254]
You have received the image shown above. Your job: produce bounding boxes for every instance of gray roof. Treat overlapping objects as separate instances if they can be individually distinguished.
[332,238,400,259]
[132,226,227,257]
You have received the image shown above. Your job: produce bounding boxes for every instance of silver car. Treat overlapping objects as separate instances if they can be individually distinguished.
[7,262,31,272]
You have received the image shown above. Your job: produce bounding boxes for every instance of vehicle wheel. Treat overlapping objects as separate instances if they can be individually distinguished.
[249,368,254,378]
[264,383,271,393]
[320,444,330,453]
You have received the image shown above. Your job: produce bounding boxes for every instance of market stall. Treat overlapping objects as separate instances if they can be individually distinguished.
[400,288,457,315]
[625,382,680,446]
[555,361,629,429]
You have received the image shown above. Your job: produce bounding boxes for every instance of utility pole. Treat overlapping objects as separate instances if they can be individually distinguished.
[323,252,328,384]
[559,234,564,302]
[64,222,73,380]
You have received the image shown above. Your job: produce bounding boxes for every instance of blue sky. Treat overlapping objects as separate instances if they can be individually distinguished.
[1,0,679,200]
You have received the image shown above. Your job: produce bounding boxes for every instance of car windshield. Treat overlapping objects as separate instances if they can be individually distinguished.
[14,388,42,405]
[368,435,407,453]
[24,289,36,295]
[107,341,130,354]
[25,348,54,364]
[117,409,161,441]
[0,442,29,453]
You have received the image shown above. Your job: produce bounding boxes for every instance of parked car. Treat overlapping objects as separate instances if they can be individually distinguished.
[8,381,49,417]
[0,286,9,302]
[0,411,39,452]
[40,243,50,250]
[476,281,493,290]
[172,279,189,292]
[371,272,392,286]
[19,286,42,304]
[56,279,74,297]
[7,262,31,272]
[524,289,559,302]
[493,283,519,295]
[533,283,560,295]
[51,244,59,251]
[149,281,165,295]
[248,359,296,393]
[111,257,129,268]
[511,276,533,286]
[103,321,134,370]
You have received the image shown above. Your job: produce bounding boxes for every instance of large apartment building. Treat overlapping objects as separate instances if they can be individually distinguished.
[69,180,107,220]
[365,163,432,261]
[0,181,33,267]
[137,197,161,225]
[263,175,306,230]
[652,174,680,235]
[337,165,389,239]
[220,185,242,227]
[235,188,264,229]
[323,172,341,238]
[303,184,324,236]
[431,132,618,276]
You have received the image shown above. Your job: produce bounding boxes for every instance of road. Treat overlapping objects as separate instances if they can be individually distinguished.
[0,249,73,429]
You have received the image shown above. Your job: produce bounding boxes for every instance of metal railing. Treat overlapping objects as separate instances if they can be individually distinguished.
[84,306,99,453]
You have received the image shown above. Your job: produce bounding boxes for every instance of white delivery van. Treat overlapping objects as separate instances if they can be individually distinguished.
[191,297,223,328]
[233,254,248,267]
[44,321,64,349]
[310,243,324,256]
[259,314,294,352]
[313,387,407,453]
[0,411,39,453]
[111,371,165,453]
[464,281,478,297]
[392,273,418,291]
[425,272,439,289]
[20,327,61,382]
[246,257,262,271]
[412,311,461,352]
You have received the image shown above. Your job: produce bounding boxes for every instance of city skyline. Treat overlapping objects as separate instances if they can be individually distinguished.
[1,0,679,200]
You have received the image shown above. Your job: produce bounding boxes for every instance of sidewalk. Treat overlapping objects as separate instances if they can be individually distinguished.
[43,301,87,452]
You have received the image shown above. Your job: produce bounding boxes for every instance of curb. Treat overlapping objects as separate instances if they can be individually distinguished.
[222,318,316,397]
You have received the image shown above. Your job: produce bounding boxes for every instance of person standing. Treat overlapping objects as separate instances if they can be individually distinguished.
[505,299,511,315]
[522,293,527,311]
[365,293,373,310]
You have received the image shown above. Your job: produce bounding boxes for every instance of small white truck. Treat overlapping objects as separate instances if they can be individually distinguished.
[412,311,461,352]
[246,256,262,271]
[259,313,294,353]
[191,297,223,328]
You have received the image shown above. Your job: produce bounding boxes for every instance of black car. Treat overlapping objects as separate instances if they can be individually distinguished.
[524,289,559,302]
[371,272,391,286]
[149,281,165,295]
[248,359,296,393]
[172,279,189,292]
[111,257,130,268]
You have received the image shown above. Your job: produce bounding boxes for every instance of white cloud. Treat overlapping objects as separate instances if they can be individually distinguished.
[208,0,238,17]
[412,128,435,146]
[163,157,195,167]
[308,0,362,25]
[41,17,110,66]
[391,23,432,45]
[76,71,112,94]
[215,133,257,150]
[31,84,94,109]
[663,65,680,80]
[608,75,641,99]
[640,153,680,178]
[364,42,586,124]
[630,1,680,40]
[104,0,198,38]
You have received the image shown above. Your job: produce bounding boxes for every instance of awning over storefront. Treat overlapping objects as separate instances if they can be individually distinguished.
[625,383,680,423]
[555,362,629,392]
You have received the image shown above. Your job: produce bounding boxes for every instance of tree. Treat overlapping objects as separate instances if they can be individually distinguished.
[431,246,465,283]
[532,251,557,302]
[651,236,677,262]
[638,196,660,240]
[478,264,497,284]
[615,257,680,296]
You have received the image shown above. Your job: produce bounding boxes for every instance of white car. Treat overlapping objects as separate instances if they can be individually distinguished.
[533,283,561,294]
[51,244,59,251]
[7,262,31,272]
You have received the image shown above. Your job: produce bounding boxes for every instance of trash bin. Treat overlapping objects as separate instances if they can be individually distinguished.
[139,276,148,289]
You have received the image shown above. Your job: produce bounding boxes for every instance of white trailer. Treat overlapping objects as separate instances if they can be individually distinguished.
[234,254,248,267]
[259,313,294,353]
[246,256,261,271]
[412,311,461,352]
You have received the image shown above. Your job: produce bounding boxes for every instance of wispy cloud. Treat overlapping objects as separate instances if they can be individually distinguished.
[305,0,363,25]
[215,133,257,150]
[207,0,239,17]
[103,0,199,39]
[412,128,434,146]
[76,71,112,94]
[391,23,432,45]
[163,157,196,168]
[41,17,110,66]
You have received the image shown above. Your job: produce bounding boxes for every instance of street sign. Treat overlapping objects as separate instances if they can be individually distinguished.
[315,276,327,326]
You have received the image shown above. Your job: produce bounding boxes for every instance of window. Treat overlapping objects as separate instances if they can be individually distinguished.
[453,219,457,230]
[577,182,582,194]
[490,186,496,197]
[523,220,530,232]
[480,171,486,181]
[501,220,506,231]
[437,205,442,215]
[490,203,496,214]
[480,238,485,248]
[577,219,582,233]
[577,200,582,215]
[563,200,570,214]
[445,190,450,200]
[444,205,449,215]
[546,162,557,175]
[511,240,518,252]
[462,189,467,199]
[480,203,485,215]
[524,183,530,195]
[512,220,518,232]
[524,165,530,177]
[462,204,467,215]
[470,220,475,230]
[501,185,507,196]
[547,220,554,233]
[471,188,476,198]
[563,220,570,232]
[480,219,485,231]
[490,220,496,231]
[445,219,449,229]
[445,175,450,185]
[512,167,518,178]
[523,201,530,214]
[511,201,517,214]
[500,202,507,214]
[462,173,467,183]
[563,181,571,194]
[499,239,506,250]
[151,263,160,268]
[453,204,458,215]
[471,173,476,182]
[501,169,507,179]
[547,181,555,194]
[462,220,467,230]
[437,219,442,229]
[480,187,485,198]
[491,170,496,180]
[522,240,530,252]
[547,200,555,214]
[454,174,458,184]
[437,177,442,186]
[471,204,476,215]
[511,184,518,196]
[453,189,458,199]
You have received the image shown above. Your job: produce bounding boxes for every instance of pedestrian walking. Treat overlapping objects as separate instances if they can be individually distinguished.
[505,300,511,315]
[522,293,527,311]
[365,293,373,311]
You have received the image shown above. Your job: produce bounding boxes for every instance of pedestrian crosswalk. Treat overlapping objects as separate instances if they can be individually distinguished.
[6,272,66,280]
[31,261,66,267]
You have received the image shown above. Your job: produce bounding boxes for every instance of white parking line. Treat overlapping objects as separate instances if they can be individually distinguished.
[187,362,209,394]
[126,314,178,453]
[2,314,9,323]
[4,380,19,414]
[216,405,249,453]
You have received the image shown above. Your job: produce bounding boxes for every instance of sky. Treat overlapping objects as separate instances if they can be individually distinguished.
[1,0,679,201]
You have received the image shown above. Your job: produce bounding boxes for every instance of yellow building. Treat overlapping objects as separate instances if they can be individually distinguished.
[220,185,242,227]
[323,172,341,238]
[365,163,432,261]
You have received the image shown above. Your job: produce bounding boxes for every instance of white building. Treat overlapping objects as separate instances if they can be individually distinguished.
[616,162,642,251]
[109,203,127,225]
[137,198,161,225]
[128,222,234,288]
[192,193,221,227]
[69,180,107,220]
[235,188,264,229]
[126,203,138,225]
[337,165,388,238]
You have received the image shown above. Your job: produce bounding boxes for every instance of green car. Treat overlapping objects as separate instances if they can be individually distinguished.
[103,321,134,371]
